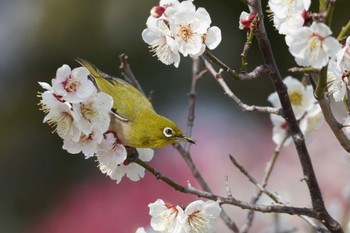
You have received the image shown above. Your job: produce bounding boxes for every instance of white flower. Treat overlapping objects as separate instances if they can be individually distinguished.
[343,116,350,137]
[41,91,81,142]
[169,6,211,57]
[62,126,104,159]
[270,114,308,146]
[304,104,324,144]
[179,200,221,233]
[142,19,181,67]
[268,0,309,20]
[275,11,305,46]
[268,76,314,119]
[52,64,95,103]
[73,92,113,135]
[38,81,53,92]
[328,59,349,102]
[288,22,341,69]
[106,148,154,184]
[337,36,350,70]
[97,132,127,177]
[204,26,221,50]
[149,199,184,233]
[135,227,147,233]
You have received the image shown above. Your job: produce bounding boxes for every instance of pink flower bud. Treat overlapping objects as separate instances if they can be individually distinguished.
[150,6,165,18]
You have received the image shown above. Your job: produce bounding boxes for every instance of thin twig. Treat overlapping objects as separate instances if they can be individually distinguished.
[241,138,287,233]
[118,54,145,96]
[229,155,283,204]
[204,50,271,80]
[288,67,320,74]
[203,57,281,115]
[337,20,350,41]
[185,57,207,151]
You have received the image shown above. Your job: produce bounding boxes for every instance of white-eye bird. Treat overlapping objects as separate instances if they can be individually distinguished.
[76,58,195,148]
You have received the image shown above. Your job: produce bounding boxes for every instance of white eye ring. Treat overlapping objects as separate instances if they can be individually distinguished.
[163,127,174,138]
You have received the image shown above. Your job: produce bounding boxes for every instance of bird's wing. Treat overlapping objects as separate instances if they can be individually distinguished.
[76,58,154,122]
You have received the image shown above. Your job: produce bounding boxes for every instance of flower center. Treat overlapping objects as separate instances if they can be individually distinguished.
[80,102,96,122]
[309,34,323,51]
[62,75,80,93]
[187,211,212,232]
[289,90,303,106]
[179,25,193,42]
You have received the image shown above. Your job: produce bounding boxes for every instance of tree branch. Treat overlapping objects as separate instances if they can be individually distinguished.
[248,0,343,232]
[204,50,271,80]
[203,57,281,115]
[119,53,146,96]
[135,158,318,217]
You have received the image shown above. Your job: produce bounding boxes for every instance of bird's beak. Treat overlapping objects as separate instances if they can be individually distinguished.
[177,135,196,144]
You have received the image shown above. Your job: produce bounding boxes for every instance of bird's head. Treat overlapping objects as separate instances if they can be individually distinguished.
[129,111,195,148]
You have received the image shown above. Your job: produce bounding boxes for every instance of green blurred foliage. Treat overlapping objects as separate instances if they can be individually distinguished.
[0,0,348,232]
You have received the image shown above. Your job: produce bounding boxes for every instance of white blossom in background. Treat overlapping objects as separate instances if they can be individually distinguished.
[52,65,95,103]
[270,113,308,146]
[337,36,350,70]
[149,199,184,233]
[41,93,82,142]
[343,116,350,138]
[135,227,147,233]
[142,19,181,67]
[142,0,221,67]
[97,132,127,173]
[288,22,341,69]
[268,76,314,119]
[268,76,323,146]
[73,92,113,135]
[179,200,221,233]
[303,104,324,144]
[268,0,310,46]
[62,126,104,159]
[268,0,310,20]
[327,59,349,102]
[104,148,154,184]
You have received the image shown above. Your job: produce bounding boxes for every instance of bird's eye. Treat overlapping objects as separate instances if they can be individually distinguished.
[163,127,174,138]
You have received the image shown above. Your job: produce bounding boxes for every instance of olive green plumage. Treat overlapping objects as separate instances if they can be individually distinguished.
[76,58,194,148]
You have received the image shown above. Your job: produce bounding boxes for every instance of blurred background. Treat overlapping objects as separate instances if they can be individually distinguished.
[1,0,350,232]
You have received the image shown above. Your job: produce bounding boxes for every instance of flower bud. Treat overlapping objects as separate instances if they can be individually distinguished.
[150,6,165,18]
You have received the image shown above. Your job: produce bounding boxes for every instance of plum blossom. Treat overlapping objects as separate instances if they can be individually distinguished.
[62,126,104,159]
[343,116,350,138]
[97,132,127,173]
[40,90,81,142]
[268,0,310,46]
[102,148,154,184]
[142,0,221,66]
[179,200,221,233]
[268,76,323,146]
[142,19,181,67]
[52,64,95,103]
[149,199,184,233]
[337,36,350,70]
[327,59,349,102]
[135,227,147,233]
[73,92,113,135]
[288,22,341,69]
[268,76,314,119]
[239,11,257,32]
